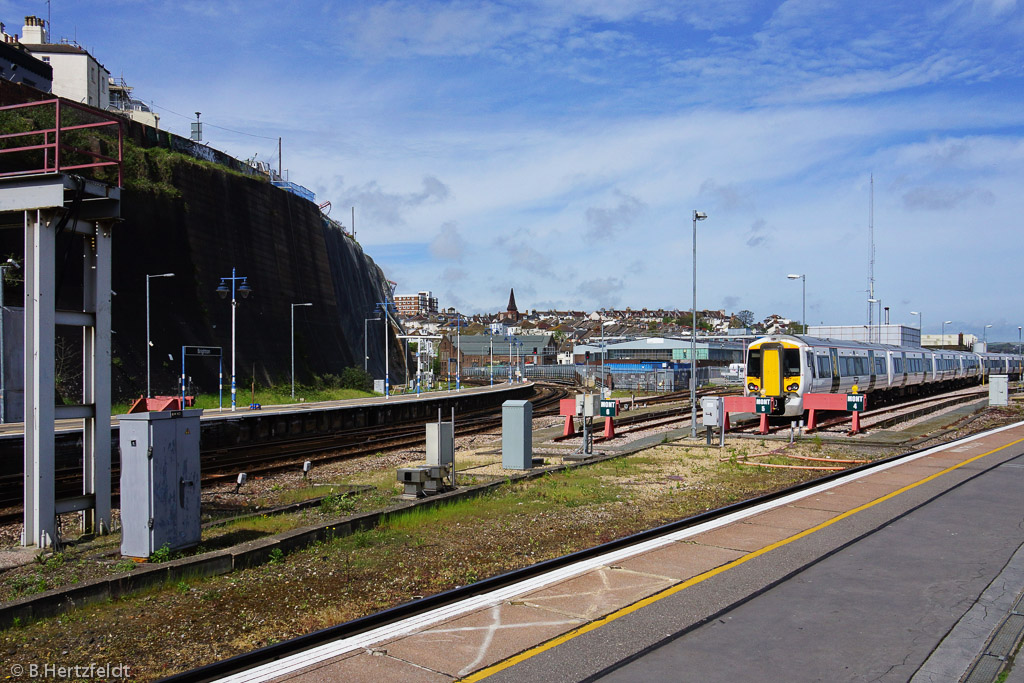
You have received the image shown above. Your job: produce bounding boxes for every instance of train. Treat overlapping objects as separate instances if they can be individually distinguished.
[743,334,1023,417]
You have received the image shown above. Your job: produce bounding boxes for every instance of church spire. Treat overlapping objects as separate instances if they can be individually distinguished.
[507,288,518,314]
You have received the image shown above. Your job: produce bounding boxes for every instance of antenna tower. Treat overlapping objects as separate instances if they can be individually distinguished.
[868,174,875,326]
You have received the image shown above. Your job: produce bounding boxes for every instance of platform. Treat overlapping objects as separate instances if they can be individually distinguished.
[211,420,1024,683]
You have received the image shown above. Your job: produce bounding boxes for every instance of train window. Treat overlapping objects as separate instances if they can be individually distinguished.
[875,357,886,375]
[817,356,831,377]
[805,351,815,378]
[784,349,801,376]
[747,349,761,376]
[856,357,867,375]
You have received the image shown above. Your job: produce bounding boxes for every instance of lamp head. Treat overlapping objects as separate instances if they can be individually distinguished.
[944,320,952,324]
[238,281,252,299]
[787,274,802,280]
[216,282,229,299]
[911,311,919,315]
[693,211,708,221]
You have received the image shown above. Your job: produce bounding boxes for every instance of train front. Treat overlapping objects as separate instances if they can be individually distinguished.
[744,336,807,417]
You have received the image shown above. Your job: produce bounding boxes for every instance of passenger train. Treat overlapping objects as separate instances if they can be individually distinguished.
[744,335,1023,417]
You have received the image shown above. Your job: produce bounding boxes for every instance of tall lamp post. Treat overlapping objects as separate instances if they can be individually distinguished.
[600,320,606,393]
[787,274,806,334]
[456,313,462,392]
[488,331,494,386]
[216,268,252,411]
[941,320,952,348]
[0,258,19,423]
[1018,326,1021,357]
[910,311,921,345]
[507,335,514,383]
[146,272,175,398]
[375,301,396,397]
[364,314,380,372]
[984,324,993,346]
[290,302,312,399]
[691,210,707,438]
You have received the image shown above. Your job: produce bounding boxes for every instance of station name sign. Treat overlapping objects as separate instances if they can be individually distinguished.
[183,346,222,357]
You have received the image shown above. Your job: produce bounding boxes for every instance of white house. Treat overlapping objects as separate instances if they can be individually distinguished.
[20,16,109,109]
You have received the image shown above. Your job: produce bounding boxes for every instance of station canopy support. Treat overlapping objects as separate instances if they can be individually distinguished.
[0,173,120,547]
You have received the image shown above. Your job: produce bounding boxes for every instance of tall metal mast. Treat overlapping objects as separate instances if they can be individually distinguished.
[868,174,875,327]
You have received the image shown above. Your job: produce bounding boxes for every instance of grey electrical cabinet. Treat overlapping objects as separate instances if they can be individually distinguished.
[502,400,533,469]
[990,375,1009,406]
[119,409,203,558]
[426,422,454,467]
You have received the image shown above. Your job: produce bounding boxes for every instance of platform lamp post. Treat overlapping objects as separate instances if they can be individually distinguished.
[690,210,707,438]
[600,320,606,394]
[984,324,993,345]
[290,302,312,399]
[375,301,396,397]
[0,258,19,423]
[1018,326,1021,357]
[910,311,921,344]
[488,331,494,386]
[507,335,514,383]
[146,272,175,398]
[456,312,462,392]
[363,314,379,372]
[787,274,806,334]
[942,320,952,348]
[216,268,252,412]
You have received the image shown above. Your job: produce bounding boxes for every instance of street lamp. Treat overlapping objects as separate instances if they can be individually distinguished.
[942,320,952,348]
[507,335,514,383]
[456,312,462,392]
[146,272,175,398]
[868,298,881,343]
[488,331,494,386]
[290,302,312,399]
[984,324,993,345]
[691,209,707,438]
[0,258,19,423]
[787,274,805,334]
[600,320,606,393]
[1018,326,1021,357]
[910,311,921,345]
[363,314,379,372]
[216,268,252,411]
[375,301,396,397]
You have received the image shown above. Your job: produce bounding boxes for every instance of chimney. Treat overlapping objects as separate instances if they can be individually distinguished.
[21,16,47,45]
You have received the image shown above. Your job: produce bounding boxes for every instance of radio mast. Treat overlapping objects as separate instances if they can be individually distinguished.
[867,174,875,327]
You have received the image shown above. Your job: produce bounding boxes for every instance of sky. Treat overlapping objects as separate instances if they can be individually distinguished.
[4,0,1024,341]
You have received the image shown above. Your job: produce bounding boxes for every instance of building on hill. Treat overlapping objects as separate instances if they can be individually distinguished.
[0,24,51,90]
[395,290,438,317]
[18,16,110,109]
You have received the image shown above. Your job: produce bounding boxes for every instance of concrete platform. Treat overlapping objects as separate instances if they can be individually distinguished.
[213,420,1024,683]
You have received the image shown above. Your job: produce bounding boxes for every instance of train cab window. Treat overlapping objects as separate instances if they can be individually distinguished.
[784,349,801,376]
[747,349,761,376]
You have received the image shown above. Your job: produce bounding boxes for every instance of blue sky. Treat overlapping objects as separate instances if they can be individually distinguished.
[5,1,1024,341]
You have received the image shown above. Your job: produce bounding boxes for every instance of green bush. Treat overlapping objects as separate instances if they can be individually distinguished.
[340,367,373,392]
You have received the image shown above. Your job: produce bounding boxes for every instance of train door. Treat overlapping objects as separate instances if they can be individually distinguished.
[829,347,840,392]
[760,343,784,397]
[867,350,876,392]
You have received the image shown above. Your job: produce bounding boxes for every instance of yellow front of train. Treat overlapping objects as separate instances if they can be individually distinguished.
[744,336,805,416]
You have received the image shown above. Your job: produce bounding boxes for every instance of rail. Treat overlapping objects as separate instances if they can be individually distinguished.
[0,98,123,185]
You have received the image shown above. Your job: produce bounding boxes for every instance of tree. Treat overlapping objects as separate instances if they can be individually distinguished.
[734,310,756,328]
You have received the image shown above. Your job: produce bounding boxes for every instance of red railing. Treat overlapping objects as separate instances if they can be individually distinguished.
[0,98,123,186]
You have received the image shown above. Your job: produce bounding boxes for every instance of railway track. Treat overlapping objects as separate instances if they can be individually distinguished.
[0,385,571,525]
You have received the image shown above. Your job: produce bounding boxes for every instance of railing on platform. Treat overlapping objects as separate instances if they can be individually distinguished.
[0,98,123,185]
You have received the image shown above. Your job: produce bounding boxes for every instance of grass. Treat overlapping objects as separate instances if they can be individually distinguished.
[112,386,378,414]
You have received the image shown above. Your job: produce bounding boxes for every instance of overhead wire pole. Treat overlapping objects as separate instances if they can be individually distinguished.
[216,268,252,411]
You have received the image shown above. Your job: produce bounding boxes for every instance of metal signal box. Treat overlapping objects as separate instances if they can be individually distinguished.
[119,409,203,558]
[990,375,1009,406]
[701,397,724,427]
[577,394,601,417]
[426,422,454,467]
[502,399,533,469]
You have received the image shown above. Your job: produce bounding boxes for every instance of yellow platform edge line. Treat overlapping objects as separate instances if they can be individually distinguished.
[459,435,1024,682]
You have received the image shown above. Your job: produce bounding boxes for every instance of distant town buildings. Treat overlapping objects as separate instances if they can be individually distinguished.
[394,290,438,317]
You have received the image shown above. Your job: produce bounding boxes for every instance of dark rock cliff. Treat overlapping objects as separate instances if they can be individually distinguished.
[112,158,405,399]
